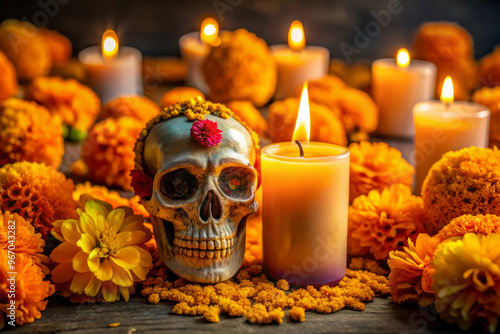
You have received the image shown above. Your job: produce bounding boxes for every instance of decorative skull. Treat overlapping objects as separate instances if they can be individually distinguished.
[133,100,259,283]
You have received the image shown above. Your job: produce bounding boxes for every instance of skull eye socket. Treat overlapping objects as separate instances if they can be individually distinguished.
[219,167,255,199]
[161,168,198,200]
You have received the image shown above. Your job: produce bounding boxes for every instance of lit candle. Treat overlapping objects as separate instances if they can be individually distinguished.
[414,76,490,194]
[372,48,436,138]
[78,30,143,103]
[261,83,349,286]
[179,18,220,94]
[271,21,329,100]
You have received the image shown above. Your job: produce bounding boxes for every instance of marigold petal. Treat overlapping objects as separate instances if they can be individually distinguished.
[77,233,96,253]
[111,246,140,269]
[72,250,90,273]
[110,259,134,287]
[102,280,119,302]
[51,262,75,283]
[120,286,131,302]
[69,271,93,294]
[50,242,80,264]
[61,219,82,245]
[107,208,125,231]
[94,258,113,281]
[87,255,100,273]
[84,274,102,297]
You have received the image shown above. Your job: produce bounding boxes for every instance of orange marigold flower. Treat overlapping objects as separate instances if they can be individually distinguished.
[73,182,149,218]
[305,75,379,133]
[0,250,54,327]
[349,141,414,203]
[0,19,51,80]
[39,28,71,66]
[50,200,153,303]
[100,95,160,125]
[0,211,49,274]
[202,29,277,107]
[478,46,500,88]
[432,233,500,333]
[436,214,500,242]
[388,233,441,307]
[81,117,142,190]
[473,86,500,148]
[224,100,267,136]
[28,76,100,132]
[0,98,64,168]
[0,51,17,102]
[422,147,500,235]
[160,87,205,109]
[348,184,425,260]
[0,162,76,238]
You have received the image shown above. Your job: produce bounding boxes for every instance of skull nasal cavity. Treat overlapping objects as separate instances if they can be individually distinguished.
[200,190,222,222]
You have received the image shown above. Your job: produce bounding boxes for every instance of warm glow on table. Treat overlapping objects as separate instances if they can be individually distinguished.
[414,76,490,194]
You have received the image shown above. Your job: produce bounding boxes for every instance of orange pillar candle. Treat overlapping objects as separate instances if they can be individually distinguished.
[414,76,490,194]
[261,83,350,286]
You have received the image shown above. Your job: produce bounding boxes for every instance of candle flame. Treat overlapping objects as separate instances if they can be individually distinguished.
[440,76,454,105]
[102,30,118,59]
[288,20,305,52]
[200,18,219,46]
[292,82,310,143]
[396,48,410,68]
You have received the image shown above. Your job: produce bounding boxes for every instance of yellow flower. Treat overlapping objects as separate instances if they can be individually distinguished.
[432,233,500,333]
[349,141,414,203]
[348,184,425,260]
[50,200,153,302]
[388,233,441,307]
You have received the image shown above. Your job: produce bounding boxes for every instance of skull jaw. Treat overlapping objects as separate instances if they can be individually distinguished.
[150,215,248,283]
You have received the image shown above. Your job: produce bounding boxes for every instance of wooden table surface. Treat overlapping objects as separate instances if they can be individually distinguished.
[6,103,488,333]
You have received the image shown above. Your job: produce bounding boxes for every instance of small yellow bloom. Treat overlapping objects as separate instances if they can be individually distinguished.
[433,233,500,333]
[50,200,153,302]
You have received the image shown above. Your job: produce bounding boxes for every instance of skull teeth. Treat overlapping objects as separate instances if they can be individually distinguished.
[172,236,236,259]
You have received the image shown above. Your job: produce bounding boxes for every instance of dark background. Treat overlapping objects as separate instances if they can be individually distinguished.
[1,0,499,61]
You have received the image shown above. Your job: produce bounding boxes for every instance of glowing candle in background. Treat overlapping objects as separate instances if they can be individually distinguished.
[372,48,436,138]
[414,76,490,194]
[179,18,220,94]
[271,21,329,100]
[79,30,143,103]
[261,83,350,287]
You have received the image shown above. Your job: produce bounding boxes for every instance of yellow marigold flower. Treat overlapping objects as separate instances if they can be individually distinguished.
[436,214,500,241]
[0,250,54,327]
[478,46,500,88]
[388,233,441,307]
[100,95,160,125]
[0,162,76,238]
[81,117,143,190]
[422,147,500,235]
[432,233,500,333]
[73,182,149,218]
[348,184,425,260]
[349,141,414,203]
[50,200,153,303]
[0,98,64,168]
[473,86,500,147]
[28,76,100,132]
[0,211,49,274]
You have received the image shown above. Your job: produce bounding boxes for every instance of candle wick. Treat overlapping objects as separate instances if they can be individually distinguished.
[295,140,305,158]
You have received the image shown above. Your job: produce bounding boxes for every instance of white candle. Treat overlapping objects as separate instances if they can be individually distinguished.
[414,76,490,194]
[78,30,142,103]
[271,21,329,100]
[179,18,220,94]
[372,49,436,138]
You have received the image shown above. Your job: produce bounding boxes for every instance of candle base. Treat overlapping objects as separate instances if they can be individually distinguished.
[264,267,345,288]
